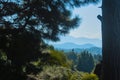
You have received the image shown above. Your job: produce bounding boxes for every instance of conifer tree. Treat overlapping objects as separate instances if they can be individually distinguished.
[77,51,94,73]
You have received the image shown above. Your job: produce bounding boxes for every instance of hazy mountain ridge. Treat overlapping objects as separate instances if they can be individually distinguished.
[49,36,102,47]
[52,42,102,54]
[53,42,95,49]
[57,47,102,55]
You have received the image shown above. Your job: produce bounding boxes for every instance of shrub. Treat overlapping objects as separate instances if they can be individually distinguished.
[37,66,72,80]
[70,71,82,80]
[41,50,72,68]
[81,73,99,80]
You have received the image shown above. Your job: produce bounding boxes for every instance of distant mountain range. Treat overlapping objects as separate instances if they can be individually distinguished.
[48,36,102,54]
[53,42,95,49]
[62,47,102,55]
[49,36,102,47]
[52,42,102,55]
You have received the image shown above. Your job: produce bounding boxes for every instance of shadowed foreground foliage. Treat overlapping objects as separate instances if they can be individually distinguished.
[27,66,98,80]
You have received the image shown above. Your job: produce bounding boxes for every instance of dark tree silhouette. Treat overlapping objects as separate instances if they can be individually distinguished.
[102,0,120,80]
[94,61,102,80]
[0,0,81,66]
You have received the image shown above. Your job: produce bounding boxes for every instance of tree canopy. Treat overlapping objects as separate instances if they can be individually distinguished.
[0,0,99,79]
[0,0,99,41]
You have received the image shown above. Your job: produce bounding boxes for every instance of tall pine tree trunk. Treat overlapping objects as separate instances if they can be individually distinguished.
[102,0,120,80]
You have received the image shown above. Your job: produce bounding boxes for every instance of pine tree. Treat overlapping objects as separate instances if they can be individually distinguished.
[0,0,99,65]
[77,51,94,73]
[66,49,77,64]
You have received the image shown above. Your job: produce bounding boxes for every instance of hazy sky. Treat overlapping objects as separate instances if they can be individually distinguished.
[68,2,102,39]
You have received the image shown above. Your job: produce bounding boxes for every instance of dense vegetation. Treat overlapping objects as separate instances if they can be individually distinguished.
[0,0,100,80]
[0,45,101,80]
[65,49,102,72]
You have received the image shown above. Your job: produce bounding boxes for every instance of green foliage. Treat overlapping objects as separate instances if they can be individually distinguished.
[29,66,99,80]
[66,50,77,64]
[0,1,81,78]
[81,73,99,80]
[0,50,7,60]
[77,51,95,73]
[37,66,72,80]
[70,71,82,80]
[42,50,72,68]
[24,49,72,75]
[94,54,102,64]
[36,66,83,80]
[0,0,81,42]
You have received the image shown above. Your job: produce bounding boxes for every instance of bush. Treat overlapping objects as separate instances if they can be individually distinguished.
[27,66,99,80]
[37,66,72,80]
[40,50,72,68]
[81,73,99,80]
[70,71,82,80]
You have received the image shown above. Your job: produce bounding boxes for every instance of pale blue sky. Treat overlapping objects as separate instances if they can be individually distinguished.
[68,2,102,39]
[49,2,102,46]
